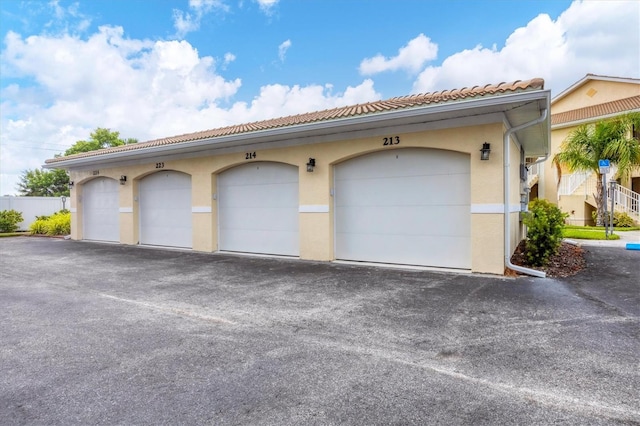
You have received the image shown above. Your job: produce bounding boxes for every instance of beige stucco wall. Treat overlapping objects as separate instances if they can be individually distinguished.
[560,195,595,226]
[544,126,572,204]
[552,80,640,114]
[68,121,524,275]
[546,79,640,207]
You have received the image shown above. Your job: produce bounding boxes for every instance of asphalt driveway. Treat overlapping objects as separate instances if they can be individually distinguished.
[1,237,639,425]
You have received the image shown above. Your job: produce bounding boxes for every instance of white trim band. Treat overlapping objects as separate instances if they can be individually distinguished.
[70,208,77,213]
[119,207,133,213]
[192,206,212,213]
[299,204,330,213]
[471,204,521,214]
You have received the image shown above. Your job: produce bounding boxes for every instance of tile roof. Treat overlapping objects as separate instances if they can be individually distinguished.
[46,78,544,164]
[551,95,640,126]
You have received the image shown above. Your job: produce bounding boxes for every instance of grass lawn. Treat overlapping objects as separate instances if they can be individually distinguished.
[563,227,621,240]
[564,225,640,231]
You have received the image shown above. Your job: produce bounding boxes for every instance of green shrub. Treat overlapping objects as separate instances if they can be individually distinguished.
[45,211,71,236]
[0,209,24,233]
[613,212,635,227]
[591,211,636,227]
[29,210,71,236]
[29,219,49,235]
[523,199,568,267]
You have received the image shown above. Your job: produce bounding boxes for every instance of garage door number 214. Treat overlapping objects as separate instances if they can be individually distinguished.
[383,136,400,146]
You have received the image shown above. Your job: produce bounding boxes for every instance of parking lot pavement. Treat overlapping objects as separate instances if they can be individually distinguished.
[1,237,639,425]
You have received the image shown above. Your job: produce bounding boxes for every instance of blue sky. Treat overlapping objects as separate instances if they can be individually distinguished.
[1,0,639,194]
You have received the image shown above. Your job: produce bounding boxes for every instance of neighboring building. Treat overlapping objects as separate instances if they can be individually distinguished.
[44,78,550,275]
[540,74,640,225]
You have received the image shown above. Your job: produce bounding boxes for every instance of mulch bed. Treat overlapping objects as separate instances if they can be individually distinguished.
[508,240,586,278]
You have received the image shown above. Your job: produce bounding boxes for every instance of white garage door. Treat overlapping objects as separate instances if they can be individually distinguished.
[218,162,299,256]
[83,177,120,242]
[139,171,192,248]
[335,148,470,269]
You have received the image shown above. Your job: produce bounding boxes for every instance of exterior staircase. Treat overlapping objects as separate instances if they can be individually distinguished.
[558,167,640,224]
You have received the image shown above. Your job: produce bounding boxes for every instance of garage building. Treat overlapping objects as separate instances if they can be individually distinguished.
[45,78,551,275]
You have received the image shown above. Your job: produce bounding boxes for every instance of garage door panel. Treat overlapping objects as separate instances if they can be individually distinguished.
[222,164,298,185]
[139,171,192,248]
[218,162,299,256]
[337,174,469,206]
[142,225,191,248]
[335,148,470,269]
[336,150,468,180]
[143,187,190,204]
[336,205,470,237]
[221,182,298,208]
[83,177,120,242]
[220,207,299,232]
[221,229,299,255]
[336,233,470,268]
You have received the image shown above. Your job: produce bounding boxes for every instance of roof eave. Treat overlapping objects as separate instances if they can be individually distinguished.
[44,89,550,169]
[551,106,640,130]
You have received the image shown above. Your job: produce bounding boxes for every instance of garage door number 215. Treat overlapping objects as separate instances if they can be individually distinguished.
[383,136,400,146]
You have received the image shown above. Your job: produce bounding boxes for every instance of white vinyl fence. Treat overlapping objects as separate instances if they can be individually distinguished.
[0,196,68,231]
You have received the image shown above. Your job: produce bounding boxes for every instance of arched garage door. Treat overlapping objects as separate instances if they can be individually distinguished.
[334,148,470,269]
[139,171,192,248]
[218,162,299,256]
[83,177,120,242]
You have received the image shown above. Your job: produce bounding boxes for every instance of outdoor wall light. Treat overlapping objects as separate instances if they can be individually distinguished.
[120,175,127,185]
[480,142,491,161]
[306,158,316,172]
[69,181,74,189]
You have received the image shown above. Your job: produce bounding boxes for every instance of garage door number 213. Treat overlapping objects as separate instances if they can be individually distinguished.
[383,136,400,146]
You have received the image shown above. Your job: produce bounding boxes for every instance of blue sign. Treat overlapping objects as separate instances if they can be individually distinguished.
[599,159,610,167]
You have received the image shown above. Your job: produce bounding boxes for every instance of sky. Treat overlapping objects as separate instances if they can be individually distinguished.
[1,0,639,195]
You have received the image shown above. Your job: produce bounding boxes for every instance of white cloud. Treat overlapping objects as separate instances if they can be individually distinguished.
[3,0,636,196]
[278,39,291,62]
[359,34,438,75]
[255,0,279,15]
[221,52,236,70]
[0,26,379,195]
[172,0,229,38]
[412,0,640,95]
[44,0,91,34]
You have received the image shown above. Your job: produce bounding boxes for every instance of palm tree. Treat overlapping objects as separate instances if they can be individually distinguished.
[553,112,640,226]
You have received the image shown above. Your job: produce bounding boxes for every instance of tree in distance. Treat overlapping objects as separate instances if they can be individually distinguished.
[17,128,137,197]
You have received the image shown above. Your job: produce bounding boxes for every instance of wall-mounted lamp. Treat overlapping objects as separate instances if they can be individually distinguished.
[480,142,491,161]
[69,181,74,189]
[306,158,316,172]
[120,175,127,185]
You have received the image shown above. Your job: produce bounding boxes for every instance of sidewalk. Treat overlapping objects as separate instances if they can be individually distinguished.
[565,230,640,248]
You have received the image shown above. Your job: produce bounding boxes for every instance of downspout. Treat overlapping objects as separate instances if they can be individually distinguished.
[504,108,548,278]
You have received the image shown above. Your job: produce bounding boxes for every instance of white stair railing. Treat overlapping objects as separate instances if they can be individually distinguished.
[609,183,640,220]
[527,163,540,186]
[557,165,638,222]
[559,165,618,198]
[558,171,591,196]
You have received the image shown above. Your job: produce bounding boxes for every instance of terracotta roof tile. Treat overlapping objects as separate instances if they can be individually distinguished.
[46,78,544,164]
[551,95,640,126]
